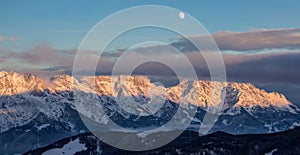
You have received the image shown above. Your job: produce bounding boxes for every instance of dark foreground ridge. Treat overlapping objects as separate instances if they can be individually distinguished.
[25,127,300,155]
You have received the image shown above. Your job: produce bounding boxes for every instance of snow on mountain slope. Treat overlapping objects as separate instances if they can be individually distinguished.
[0,71,299,134]
[0,71,300,154]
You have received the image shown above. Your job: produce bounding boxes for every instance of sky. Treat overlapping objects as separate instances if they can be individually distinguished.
[0,0,300,104]
[1,0,300,49]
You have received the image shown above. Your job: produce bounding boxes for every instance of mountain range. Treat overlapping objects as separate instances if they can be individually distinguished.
[0,71,299,154]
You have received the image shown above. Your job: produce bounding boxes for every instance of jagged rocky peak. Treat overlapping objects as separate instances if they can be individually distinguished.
[0,71,45,95]
[79,75,156,97]
[0,71,8,77]
[228,82,291,107]
[46,75,155,97]
[167,80,226,107]
[113,75,153,97]
[0,71,292,108]
[166,79,291,108]
[79,76,114,96]
[48,74,79,92]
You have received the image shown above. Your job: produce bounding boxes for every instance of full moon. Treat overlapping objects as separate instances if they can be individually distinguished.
[178,12,185,20]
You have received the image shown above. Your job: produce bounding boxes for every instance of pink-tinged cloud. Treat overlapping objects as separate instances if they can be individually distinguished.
[0,36,21,42]
[0,43,101,78]
[8,37,21,41]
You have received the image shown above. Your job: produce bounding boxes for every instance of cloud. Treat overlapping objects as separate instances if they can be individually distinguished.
[1,28,300,86]
[0,36,21,42]
[0,43,104,79]
[21,43,73,66]
[8,37,21,41]
[223,52,300,84]
[93,46,300,86]
[0,56,4,63]
[1,42,300,85]
[0,43,74,66]
[114,50,300,85]
[105,48,300,84]
[172,28,300,51]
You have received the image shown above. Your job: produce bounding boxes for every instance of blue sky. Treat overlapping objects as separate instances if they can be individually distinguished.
[1,0,300,49]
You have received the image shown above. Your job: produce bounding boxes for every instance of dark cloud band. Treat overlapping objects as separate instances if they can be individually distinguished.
[172,28,300,51]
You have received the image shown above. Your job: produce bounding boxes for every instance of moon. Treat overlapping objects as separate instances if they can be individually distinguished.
[178,12,185,20]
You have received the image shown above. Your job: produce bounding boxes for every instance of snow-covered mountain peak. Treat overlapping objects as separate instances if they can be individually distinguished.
[112,76,153,97]
[0,71,45,95]
[0,71,293,109]
[48,74,79,92]
[228,82,291,108]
